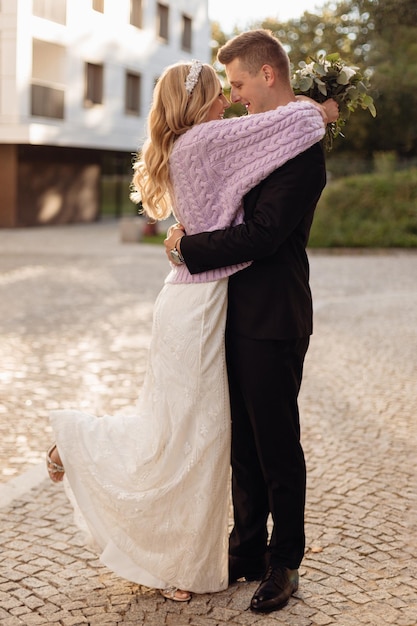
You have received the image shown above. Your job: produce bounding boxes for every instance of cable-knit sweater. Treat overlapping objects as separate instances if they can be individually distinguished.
[165,100,325,284]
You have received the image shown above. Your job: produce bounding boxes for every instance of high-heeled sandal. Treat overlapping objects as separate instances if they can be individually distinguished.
[159,587,192,602]
[46,444,65,482]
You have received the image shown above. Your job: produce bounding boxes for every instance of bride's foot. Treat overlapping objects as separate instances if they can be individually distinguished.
[160,587,192,602]
[46,444,65,482]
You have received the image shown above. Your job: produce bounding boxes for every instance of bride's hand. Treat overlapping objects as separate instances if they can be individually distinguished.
[164,224,185,261]
[296,95,339,124]
[321,98,339,124]
[166,222,185,238]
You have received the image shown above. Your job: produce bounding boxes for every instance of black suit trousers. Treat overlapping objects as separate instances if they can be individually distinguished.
[226,331,309,570]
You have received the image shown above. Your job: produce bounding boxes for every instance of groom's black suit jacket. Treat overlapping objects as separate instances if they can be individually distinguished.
[181,143,326,340]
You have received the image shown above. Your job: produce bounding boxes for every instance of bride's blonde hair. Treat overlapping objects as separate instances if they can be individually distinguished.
[130,62,222,221]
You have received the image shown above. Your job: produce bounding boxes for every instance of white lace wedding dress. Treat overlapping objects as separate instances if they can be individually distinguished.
[50,278,230,593]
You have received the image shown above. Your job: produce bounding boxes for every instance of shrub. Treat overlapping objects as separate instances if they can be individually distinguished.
[309,168,417,247]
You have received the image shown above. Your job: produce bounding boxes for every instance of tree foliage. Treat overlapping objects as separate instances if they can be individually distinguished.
[211,0,417,158]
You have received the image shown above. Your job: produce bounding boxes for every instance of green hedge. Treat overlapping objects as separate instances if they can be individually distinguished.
[101,170,417,248]
[309,168,417,247]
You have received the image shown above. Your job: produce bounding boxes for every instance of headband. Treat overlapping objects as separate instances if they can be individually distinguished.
[185,60,203,95]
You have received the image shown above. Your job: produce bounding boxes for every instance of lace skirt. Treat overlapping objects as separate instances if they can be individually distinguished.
[50,279,230,593]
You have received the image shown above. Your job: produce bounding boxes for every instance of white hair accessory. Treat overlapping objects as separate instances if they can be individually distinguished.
[184,60,203,96]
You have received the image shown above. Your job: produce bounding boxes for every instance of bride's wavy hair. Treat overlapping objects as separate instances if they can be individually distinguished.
[131,62,221,221]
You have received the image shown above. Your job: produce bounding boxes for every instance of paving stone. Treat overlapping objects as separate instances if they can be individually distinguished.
[0,223,416,625]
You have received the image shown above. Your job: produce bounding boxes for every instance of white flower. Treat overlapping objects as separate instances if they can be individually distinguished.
[342,66,358,80]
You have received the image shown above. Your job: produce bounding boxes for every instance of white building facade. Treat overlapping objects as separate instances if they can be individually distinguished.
[0,0,210,226]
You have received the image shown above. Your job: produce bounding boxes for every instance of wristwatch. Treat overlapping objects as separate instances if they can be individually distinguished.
[170,238,185,265]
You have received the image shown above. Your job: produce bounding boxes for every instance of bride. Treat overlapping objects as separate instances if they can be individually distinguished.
[47,59,327,602]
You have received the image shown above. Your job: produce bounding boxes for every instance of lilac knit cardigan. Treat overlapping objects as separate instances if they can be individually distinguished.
[166,100,325,284]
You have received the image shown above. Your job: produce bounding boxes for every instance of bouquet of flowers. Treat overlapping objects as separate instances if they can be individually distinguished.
[291,53,376,150]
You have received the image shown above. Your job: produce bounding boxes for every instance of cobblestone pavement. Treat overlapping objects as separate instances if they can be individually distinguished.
[0,221,416,625]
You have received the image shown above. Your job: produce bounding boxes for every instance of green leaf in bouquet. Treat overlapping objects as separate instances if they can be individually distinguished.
[298,76,314,91]
[337,70,351,85]
[362,94,377,117]
[315,78,328,96]
[325,52,341,63]
[313,62,327,77]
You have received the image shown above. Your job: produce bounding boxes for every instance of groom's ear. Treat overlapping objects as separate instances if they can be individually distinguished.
[261,64,275,85]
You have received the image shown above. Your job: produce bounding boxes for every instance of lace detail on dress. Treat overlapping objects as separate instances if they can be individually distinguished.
[50,280,230,593]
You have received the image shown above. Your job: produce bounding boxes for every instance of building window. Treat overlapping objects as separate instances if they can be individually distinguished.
[125,72,141,115]
[31,39,65,119]
[85,63,104,106]
[181,15,192,52]
[32,0,67,25]
[157,3,169,41]
[31,85,64,119]
[130,0,142,28]
[92,0,104,12]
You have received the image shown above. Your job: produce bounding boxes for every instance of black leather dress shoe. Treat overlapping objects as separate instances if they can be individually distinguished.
[250,566,299,612]
[228,555,267,584]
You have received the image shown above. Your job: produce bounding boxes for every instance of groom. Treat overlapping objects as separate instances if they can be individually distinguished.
[165,29,336,613]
